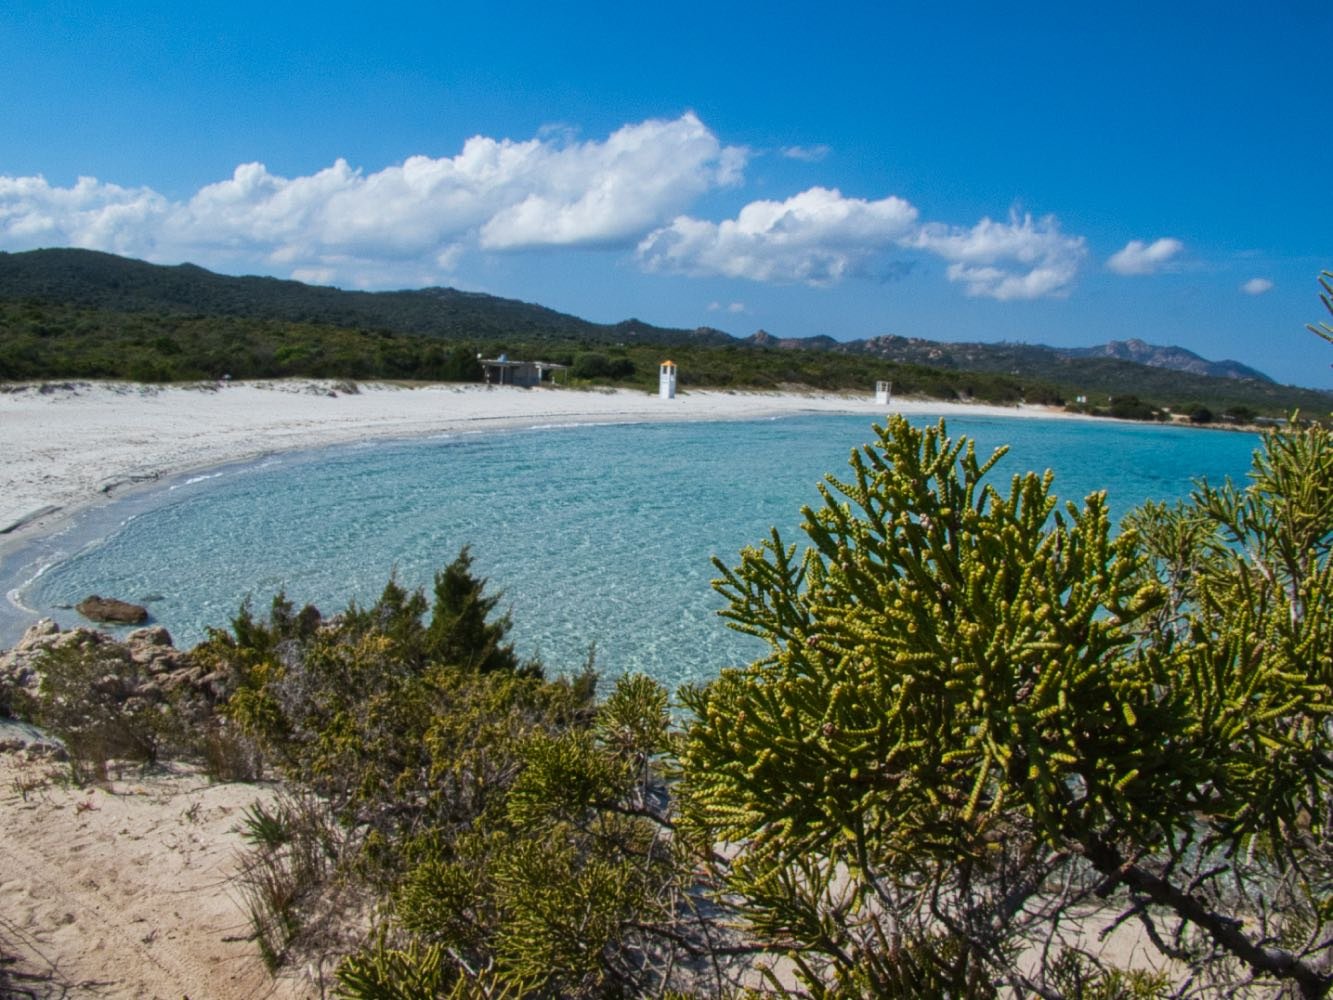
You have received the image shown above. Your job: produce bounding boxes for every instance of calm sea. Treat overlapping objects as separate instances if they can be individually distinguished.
[3,413,1261,693]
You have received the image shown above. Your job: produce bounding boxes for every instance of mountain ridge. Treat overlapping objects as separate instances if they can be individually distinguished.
[741,330,1274,384]
[0,248,1309,396]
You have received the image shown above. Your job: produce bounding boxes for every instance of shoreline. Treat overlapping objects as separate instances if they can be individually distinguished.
[0,378,1090,648]
[0,378,1086,550]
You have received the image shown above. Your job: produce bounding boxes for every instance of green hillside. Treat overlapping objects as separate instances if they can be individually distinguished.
[1,247,1328,420]
[0,247,731,347]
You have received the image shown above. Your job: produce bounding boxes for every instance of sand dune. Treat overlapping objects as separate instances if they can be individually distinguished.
[0,724,312,998]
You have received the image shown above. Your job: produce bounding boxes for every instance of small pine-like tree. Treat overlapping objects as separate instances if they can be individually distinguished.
[425,545,525,675]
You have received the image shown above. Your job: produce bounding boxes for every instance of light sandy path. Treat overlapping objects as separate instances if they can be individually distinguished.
[0,736,312,999]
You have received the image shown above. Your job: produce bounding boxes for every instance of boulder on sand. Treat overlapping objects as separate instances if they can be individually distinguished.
[75,595,149,625]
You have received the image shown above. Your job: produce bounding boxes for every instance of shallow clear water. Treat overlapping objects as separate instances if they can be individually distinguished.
[6,413,1261,694]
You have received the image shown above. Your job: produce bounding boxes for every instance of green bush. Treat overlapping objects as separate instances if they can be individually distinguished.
[680,414,1333,996]
[195,548,706,994]
[1107,394,1163,420]
[571,352,635,380]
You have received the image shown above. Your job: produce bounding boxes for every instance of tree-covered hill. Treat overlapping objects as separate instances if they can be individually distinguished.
[746,329,1276,384]
[0,247,733,347]
[806,334,1327,415]
[2,247,1329,418]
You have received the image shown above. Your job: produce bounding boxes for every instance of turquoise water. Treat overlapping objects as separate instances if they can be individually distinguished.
[5,413,1261,693]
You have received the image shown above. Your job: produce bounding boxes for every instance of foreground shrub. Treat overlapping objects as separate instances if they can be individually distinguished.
[193,550,717,995]
[236,791,346,969]
[23,637,173,776]
[679,414,1333,996]
[335,668,697,998]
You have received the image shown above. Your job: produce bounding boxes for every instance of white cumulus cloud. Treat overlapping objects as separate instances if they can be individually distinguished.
[909,211,1086,300]
[0,174,169,254]
[781,144,831,163]
[1241,277,1273,295]
[1106,237,1184,275]
[0,115,1093,303]
[478,114,745,249]
[638,187,919,284]
[0,113,746,286]
[641,195,1085,300]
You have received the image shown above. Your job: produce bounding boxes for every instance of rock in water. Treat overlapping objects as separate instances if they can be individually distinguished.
[75,595,149,625]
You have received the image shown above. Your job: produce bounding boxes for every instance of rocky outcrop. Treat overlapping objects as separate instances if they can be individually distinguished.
[1062,339,1275,382]
[0,619,235,726]
[75,595,149,625]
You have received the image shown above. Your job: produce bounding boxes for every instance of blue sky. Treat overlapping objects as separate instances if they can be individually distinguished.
[2,1,1330,388]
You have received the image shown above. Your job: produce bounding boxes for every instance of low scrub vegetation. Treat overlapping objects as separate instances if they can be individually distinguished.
[6,294,1330,418]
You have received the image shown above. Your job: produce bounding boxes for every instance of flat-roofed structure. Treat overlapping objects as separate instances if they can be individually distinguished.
[480,355,567,387]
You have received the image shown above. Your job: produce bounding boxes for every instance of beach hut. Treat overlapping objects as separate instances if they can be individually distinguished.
[659,360,678,399]
[481,355,567,387]
[875,380,893,405]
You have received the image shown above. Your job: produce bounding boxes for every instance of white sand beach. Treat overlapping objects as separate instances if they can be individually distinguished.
[0,378,1076,543]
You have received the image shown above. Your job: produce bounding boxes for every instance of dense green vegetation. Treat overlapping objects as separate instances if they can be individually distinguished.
[0,297,1065,404]
[682,414,1332,996]
[3,247,1330,418]
[0,247,727,346]
[170,555,697,996]
[7,295,1329,418]
[0,299,486,382]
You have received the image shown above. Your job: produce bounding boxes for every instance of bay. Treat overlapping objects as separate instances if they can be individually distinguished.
[8,413,1261,694]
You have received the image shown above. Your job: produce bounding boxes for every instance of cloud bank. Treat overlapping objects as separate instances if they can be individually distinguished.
[1,113,1090,300]
[908,212,1086,301]
[0,114,744,286]
[638,187,919,285]
[641,196,1085,300]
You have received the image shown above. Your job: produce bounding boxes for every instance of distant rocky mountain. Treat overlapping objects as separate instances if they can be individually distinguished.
[738,331,1279,387]
[745,330,842,351]
[1057,339,1273,383]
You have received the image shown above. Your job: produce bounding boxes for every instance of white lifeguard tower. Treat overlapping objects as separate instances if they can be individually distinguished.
[659,360,678,400]
[875,380,893,405]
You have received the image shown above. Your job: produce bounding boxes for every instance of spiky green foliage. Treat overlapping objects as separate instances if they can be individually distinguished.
[1310,270,1333,351]
[197,553,707,995]
[202,553,593,875]
[424,546,528,675]
[680,414,1333,996]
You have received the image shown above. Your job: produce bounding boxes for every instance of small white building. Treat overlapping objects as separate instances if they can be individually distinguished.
[480,355,567,387]
[875,380,893,405]
[659,360,678,399]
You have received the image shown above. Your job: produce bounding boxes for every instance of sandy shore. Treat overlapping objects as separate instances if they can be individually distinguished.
[0,725,315,999]
[0,378,1075,544]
